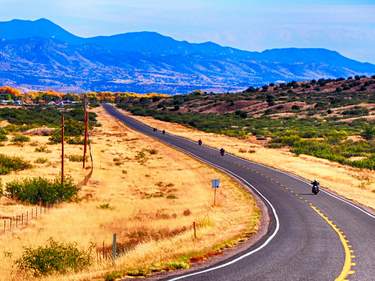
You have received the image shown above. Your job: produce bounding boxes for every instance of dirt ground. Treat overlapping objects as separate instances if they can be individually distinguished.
[127,111,375,211]
[0,107,260,281]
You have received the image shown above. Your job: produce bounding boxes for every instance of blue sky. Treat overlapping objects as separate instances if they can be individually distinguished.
[0,0,374,62]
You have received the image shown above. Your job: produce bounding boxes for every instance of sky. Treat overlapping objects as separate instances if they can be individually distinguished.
[0,0,375,63]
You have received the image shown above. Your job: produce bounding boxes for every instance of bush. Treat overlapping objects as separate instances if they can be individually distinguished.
[35,158,48,164]
[17,239,92,276]
[5,177,79,205]
[35,145,51,153]
[105,271,123,281]
[68,155,86,162]
[0,154,31,175]
[361,126,375,140]
[0,128,7,142]
[12,134,30,143]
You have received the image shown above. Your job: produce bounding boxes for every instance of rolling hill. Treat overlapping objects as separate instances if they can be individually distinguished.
[0,18,375,93]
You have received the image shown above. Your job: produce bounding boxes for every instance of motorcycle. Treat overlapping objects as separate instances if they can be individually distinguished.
[312,183,320,195]
[220,148,225,156]
[198,140,203,146]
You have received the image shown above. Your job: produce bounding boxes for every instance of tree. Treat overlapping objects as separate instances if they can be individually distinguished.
[266,94,275,106]
[361,126,375,140]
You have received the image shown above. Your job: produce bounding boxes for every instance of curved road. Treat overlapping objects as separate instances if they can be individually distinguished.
[104,104,375,281]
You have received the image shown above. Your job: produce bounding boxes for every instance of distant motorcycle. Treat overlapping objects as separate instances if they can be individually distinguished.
[153,128,157,132]
[220,148,225,156]
[162,130,166,134]
[312,180,320,195]
[198,139,203,146]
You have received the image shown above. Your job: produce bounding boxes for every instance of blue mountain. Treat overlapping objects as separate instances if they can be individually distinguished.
[0,18,374,93]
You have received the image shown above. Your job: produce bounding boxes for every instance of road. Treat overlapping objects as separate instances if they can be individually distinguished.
[104,104,375,281]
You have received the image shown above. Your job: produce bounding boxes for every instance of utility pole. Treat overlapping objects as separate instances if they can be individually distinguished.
[61,112,65,186]
[83,95,88,169]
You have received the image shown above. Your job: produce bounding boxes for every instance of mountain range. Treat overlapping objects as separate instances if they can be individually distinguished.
[0,18,375,94]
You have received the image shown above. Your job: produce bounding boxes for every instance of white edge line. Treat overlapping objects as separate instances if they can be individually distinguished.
[146,117,375,221]
[163,149,280,281]
[229,154,375,220]
[104,105,280,281]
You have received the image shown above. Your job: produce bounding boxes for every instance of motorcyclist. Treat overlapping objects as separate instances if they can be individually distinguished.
[312,180,319,187]
[311,179,320,194]
[198,139,202,146]
[220,148,225,156]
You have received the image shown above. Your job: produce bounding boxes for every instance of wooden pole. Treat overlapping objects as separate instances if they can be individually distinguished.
[83,95,88,169]
[112,233,117,262]
[193,221,197,239]
[61,112,65,186]
[102,240,105,260]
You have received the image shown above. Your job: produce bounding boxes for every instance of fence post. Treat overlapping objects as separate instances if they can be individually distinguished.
[21,213,24,226]
[193,221,197,239]
[102,240,105,260]
[112,233,117,262]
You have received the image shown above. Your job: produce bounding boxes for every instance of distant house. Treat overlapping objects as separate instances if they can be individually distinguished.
[0,99,14,105]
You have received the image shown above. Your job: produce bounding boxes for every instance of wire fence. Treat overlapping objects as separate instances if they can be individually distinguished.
[1,131,94,236]
[1,204,53,235]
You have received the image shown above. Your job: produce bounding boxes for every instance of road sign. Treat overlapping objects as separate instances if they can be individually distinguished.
[212,179,220,189]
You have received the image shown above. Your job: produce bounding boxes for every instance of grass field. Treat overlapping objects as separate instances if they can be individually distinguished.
[124,110,375,211]
[0,107,260,281]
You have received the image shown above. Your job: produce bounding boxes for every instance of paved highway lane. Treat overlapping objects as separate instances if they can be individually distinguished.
[103,104,375,281]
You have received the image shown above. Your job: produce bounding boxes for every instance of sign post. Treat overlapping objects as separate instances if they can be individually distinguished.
[61,112,65,187]
[211,179,220,206]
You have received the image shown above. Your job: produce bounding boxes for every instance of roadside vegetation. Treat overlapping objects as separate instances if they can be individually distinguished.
[0,154,31,175]
[5,177,79,205]
[118,75,375,170]
[0,106,98,145]
[17,239,92,277]
[0,107,259,281]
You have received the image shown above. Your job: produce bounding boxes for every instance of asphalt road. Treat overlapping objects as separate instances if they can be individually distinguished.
[104,104,375,281]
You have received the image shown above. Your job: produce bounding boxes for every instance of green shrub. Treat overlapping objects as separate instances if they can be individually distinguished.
[0,127,7,142]
[16,239,92,276]
[68,155,86,162]
[105,271,123,281]
[0,154,32,175]
[35,145,51,153]
[35,158,48,164]
[361,126,375,140]
[67,137,84,145]
[12,134,30,143]
[5,177,79,205]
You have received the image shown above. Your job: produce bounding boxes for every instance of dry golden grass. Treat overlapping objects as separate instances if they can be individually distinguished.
[0,107,260,281]
[127,111,375,211]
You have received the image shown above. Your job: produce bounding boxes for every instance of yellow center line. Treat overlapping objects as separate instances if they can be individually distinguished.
[310,205,355,281]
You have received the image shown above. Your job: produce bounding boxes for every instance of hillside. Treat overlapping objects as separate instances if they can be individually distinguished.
[118,76,375,170]
[1,19,375,93]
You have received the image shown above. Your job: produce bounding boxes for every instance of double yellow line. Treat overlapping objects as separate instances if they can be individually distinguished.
[310,204,355,281]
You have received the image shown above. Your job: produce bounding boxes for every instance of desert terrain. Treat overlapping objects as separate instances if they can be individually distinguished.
[0,107,260,280]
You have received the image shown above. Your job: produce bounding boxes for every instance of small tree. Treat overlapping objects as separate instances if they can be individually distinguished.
[266,94,275,106]
[361,126,375,140]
